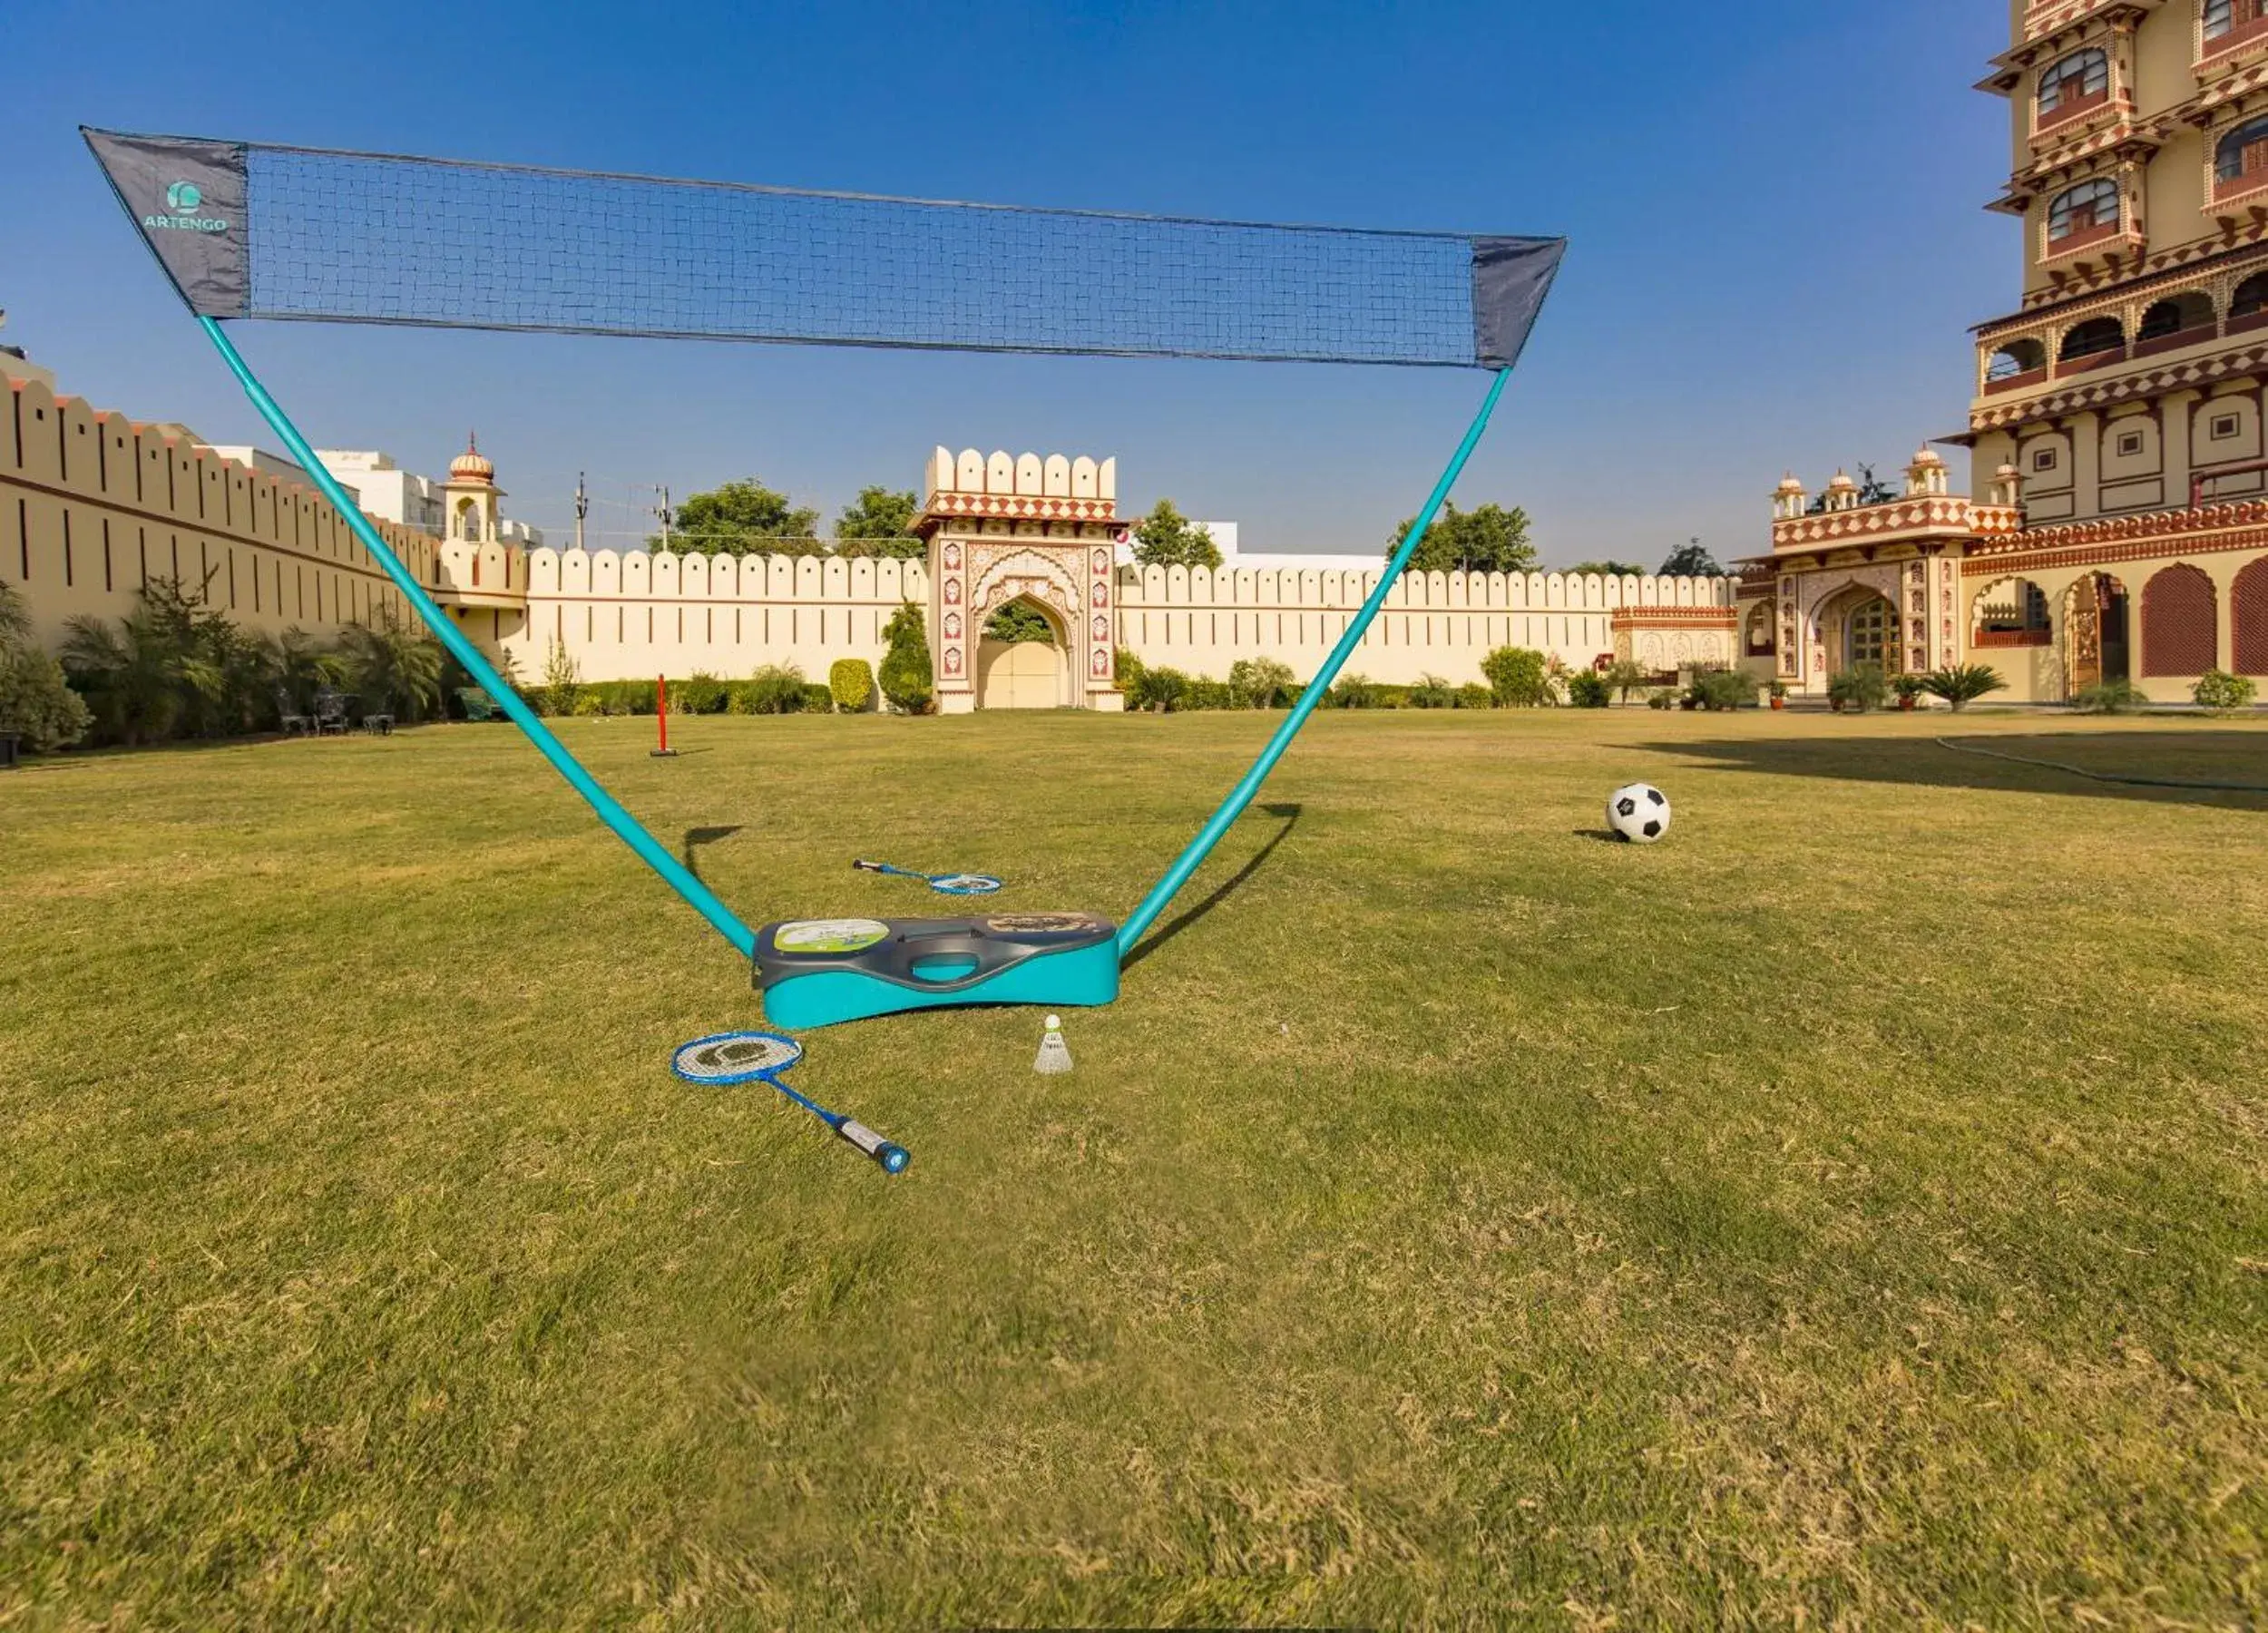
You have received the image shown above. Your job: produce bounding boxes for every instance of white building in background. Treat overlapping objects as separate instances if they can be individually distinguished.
[314,449,443,535]
[1112,518,1379,575]
[194,439,543,547]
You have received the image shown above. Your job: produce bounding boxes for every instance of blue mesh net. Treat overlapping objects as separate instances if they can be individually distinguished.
[85,130,1560,368]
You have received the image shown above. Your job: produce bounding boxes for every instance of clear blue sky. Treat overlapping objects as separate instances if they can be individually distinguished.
[4,0,2009,567]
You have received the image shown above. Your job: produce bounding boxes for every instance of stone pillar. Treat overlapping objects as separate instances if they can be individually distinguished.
[2162,390,2196,510]
[2067,410,2103,521]
[932,534,976,713]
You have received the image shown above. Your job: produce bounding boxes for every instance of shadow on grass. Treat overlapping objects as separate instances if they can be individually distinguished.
[682,826,745,881]
[1121,802,1302,972]
[1638,730,2268,810]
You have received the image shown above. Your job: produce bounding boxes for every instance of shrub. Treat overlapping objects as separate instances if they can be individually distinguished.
[2192,669,2257,714]
[1227,656,1295,709]
[1481,645,1553,708]
[743,663,810,715]
[1892,671,1928,703]
[1567,670,1611,709]
[1825,662,1889,713]
[1646,688,1676,710]
[1130,665,1191,712]
[670,671,729,714]
[803,682,836,714]
[1455,682,1493,710]
[1921,663,2008,712]
[1688,667,1756,712]
[2072,678,2149,714]
[879,602,933,714]
[1409,673,1457,709]
[1114,647,1146,700]
[1329,673,1382,709]
[574,679,655,716]
[1186,678,1235,711]
[828,658,875,713]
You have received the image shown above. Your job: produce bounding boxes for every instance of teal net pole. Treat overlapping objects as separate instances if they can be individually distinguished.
[1115,367,1510,957]
[197,316,760,960]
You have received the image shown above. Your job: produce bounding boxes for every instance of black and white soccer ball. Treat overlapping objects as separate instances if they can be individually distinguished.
[1606,782,1671,844]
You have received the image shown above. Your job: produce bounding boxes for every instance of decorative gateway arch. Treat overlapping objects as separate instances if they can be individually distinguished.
[914,447,1126,712]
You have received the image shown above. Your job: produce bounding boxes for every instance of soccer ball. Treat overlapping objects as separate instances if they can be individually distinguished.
[1606,782,1671,843]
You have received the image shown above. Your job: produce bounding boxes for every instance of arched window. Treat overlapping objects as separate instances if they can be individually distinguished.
[2141,563,2218,677]
[2235,272,2268,320]
[2138,291,2215,341]
[2233,556,2268,675]
[2038,48,2108,115]
[2217,117,2268,186]
[2059,317,2126,361]
[1986,337,2048,379]
[458,502,481,543]
[2047,178,2120,242]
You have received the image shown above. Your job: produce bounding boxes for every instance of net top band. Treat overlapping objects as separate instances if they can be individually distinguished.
[85,127,1563,369]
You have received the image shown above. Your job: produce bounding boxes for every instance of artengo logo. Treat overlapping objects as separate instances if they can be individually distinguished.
[143,181,229,233]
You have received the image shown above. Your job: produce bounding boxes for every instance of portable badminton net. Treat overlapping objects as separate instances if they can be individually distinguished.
[86,126,1564,1028]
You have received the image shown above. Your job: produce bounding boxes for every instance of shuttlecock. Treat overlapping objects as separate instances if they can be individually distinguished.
[1034,1013,1073,1075]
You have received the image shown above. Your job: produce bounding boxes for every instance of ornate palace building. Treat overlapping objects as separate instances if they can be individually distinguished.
[1741,0,2268,700]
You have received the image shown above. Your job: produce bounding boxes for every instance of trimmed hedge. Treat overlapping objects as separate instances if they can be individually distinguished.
[829,658,875,712]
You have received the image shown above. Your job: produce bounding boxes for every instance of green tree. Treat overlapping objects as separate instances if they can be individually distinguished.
[1566,560,1649,579]
[832,486,926,560]
[1658,538,1724,578]
[1132,500,1223,570]
[654,478,820,555]
[0,580,90,752]
[540,634,582,717]
[983,601,1056,644]
[1388,502,1537,575]
[879,601,934,714]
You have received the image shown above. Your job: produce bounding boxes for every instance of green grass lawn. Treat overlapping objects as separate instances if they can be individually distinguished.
[5,708,2265,1628]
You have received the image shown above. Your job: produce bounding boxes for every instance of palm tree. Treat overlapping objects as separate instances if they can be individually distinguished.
[0,578,32,649]
[336,609,443,721]
[62,615,179,745]
[1921,663,2009,712]
[276,626,348,715]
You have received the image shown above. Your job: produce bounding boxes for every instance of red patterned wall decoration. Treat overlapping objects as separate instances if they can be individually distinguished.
[2140,562,2219,677]
[2234,557,2268,674]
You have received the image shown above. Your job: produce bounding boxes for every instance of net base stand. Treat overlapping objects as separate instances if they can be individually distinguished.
[754,912,1120,1029]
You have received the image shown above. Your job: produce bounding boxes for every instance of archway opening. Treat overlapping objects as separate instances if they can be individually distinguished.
[1815,584,1901,677]
[976,594,1069,709]
[2065,572,2131,689]
[1972,576,2051,650]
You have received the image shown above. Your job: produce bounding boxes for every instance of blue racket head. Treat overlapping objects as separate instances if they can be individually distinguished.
[670,1030,804,1084]
[929,873,1004,895]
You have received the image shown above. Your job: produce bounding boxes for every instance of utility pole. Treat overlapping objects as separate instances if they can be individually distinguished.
[573,472,588,553]
[654,484,672,551]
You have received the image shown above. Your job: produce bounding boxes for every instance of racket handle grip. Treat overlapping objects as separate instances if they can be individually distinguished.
[836,1118,912,1175]
[851,859,884,874]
